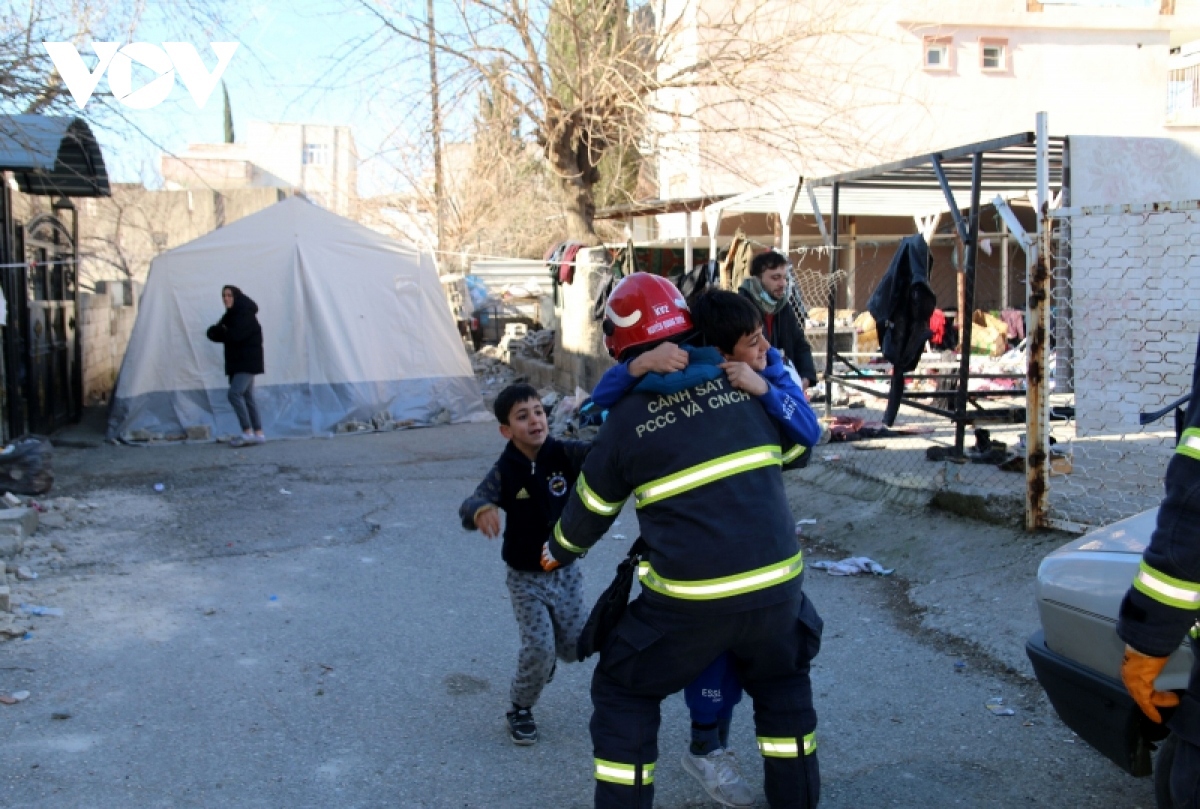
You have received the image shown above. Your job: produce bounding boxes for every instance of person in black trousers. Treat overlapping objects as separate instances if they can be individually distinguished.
[206,285,265,447]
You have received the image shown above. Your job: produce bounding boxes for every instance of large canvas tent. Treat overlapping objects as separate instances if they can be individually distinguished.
[107,197,486,442]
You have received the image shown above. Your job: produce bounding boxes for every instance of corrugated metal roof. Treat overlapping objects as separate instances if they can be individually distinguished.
[0,115,110,197]
[705,132,1064,220]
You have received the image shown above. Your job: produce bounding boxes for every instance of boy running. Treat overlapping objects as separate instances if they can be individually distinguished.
[459,383,590,745]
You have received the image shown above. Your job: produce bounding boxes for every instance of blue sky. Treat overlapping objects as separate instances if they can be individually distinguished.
[90,0,437,197]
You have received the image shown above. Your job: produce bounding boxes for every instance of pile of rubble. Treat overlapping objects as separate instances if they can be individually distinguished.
[546,388,605,441]
[505,329,554,363]
[0,496,93,642]
[472,347,522,407]
[334,412,420,434]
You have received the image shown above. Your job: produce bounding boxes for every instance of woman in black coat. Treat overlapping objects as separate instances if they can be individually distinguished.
[206,285,265,447]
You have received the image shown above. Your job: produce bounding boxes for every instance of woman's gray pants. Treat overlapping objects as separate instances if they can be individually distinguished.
[228,373,261,432]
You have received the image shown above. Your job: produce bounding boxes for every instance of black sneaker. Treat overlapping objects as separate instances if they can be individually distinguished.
[506,707,537,745]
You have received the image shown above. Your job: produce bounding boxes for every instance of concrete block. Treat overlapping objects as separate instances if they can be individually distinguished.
[185,425,211,441]
[0,508,37,539]
[0,536,22,558]
[0,585,9,612]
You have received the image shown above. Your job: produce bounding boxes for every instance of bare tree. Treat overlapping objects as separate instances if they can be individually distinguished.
[353,0,894,244]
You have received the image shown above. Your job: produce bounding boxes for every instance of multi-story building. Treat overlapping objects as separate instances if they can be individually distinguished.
[162,121,358,216]
[656,0,1200,200]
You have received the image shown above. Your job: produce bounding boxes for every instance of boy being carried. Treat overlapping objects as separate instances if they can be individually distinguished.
[459,384,590,745]
[589,288,820,807]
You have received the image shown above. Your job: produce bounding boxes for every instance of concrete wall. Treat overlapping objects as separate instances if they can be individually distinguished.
[79,282,139,406]
[1071,206,1200,438]
[79,185,288,286]
[553,248,616,392]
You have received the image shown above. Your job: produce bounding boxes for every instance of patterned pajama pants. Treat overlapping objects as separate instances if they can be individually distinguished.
[506,563,587,708]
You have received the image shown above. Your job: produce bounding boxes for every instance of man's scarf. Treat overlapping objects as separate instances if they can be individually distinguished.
[739,276,788,316]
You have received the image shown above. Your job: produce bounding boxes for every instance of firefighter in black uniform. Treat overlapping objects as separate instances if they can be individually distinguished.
[1118,331,1200,807]
[541,273,823,809]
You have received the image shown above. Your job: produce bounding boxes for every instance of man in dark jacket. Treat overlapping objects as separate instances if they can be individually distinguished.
[739,251,817,391]
[1117,332,1200,807]
[544,273,822,809]
[206,285,265,446]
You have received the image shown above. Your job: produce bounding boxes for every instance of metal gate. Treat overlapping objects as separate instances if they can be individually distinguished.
[12,212,79,436]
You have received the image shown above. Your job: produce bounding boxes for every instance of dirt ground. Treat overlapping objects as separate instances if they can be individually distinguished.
[783,462,1074,683]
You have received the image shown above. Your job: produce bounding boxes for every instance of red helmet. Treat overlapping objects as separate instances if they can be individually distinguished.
[603,273,693,359]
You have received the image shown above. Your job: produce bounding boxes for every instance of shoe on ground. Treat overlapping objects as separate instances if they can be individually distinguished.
[230,434,262,448]
[681,748,755,807]
[506,707,537,745]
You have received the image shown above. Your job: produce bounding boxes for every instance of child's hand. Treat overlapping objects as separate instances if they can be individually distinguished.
[475,506,502,538]
[629,343,688,377]
[720,362,768,396]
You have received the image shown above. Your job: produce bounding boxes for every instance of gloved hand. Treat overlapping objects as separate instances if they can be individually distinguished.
[1122,645,1179,723]
[540,541,561,572]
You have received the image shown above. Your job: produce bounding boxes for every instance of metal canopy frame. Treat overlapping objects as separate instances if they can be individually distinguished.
[0,116,111,198]
[805,131,1064,455]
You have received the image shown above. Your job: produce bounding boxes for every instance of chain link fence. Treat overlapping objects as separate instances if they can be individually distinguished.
[1043,203,1199,528]
[786,245,1028,506]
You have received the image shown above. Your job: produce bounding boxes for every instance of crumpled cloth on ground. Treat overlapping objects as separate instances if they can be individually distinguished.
[810,557,895,576]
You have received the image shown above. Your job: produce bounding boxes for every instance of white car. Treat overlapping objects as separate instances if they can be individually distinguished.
[1027,507,1193,807]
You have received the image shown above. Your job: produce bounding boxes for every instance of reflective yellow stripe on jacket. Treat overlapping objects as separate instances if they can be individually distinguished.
[638,550,804,601]
[1179,427,1200,462]
[577,474,625,516]
[1133,560,1200,610]
[594,758,654,785]
[553,522,587,555]
[633,445,783,508]
[782,444,807,464]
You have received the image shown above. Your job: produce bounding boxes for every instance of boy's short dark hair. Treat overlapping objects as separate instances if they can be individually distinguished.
[690,290,763,354]
[750,250,788,278]
[494,383,541,424]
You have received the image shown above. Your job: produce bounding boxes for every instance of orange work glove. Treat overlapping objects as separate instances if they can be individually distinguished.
[540,541,561,572]
[1121,646,1179,723]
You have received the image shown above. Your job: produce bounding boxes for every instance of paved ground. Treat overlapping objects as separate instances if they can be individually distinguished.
[0,422,1157,807]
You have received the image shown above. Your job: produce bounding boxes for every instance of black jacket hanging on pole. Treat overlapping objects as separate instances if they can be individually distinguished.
[867,234,936,373]
[867,235,935,425]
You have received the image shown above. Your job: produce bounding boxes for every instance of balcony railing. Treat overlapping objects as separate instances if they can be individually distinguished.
[1168,61,1200,125]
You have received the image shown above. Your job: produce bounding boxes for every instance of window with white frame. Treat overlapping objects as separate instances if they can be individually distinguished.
[923,37,952,71]
[981,39,1008,71]
[303,143,329,166]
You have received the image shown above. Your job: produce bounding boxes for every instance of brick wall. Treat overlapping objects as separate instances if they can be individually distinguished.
[80,282,139,406]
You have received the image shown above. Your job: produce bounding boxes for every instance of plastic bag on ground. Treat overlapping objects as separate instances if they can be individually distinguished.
[0,436,53,495]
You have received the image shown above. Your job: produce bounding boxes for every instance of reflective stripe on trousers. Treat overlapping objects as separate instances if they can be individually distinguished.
[758,732,817,758]
[594,758,655,786]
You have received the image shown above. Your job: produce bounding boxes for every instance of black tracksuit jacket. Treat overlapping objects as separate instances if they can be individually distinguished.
[460,437,590,572]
